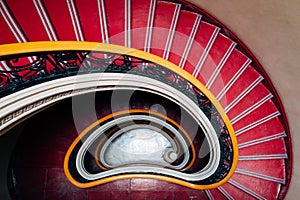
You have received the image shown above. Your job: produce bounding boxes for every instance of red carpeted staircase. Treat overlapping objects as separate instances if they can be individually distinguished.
[0,0,291,199]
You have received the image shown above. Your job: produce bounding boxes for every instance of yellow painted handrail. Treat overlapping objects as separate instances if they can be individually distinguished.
[0,41,238,189]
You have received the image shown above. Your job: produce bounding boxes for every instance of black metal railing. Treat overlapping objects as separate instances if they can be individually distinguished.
[0,51,234,184]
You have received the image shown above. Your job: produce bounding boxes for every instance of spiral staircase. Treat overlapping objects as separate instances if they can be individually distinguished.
[0,0,292,199]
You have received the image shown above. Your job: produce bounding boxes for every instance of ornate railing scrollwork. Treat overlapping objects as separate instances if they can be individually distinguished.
[0,50,236,187]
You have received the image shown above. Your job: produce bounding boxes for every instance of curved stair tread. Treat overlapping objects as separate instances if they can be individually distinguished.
[167,10,202,67]
[239,138,287,156]
[75,0,105,43]
[196,33,235,85]
[233,101,279,132]
[219,67,260,107]
[236,159,286,182]
[182,21,219,75]
[219,181,257,200]
[226,84,271,121]
[237,117,285,143]
[209,49,251,96]
[149,1,181,59]
[44,0,78,40]
[5,0,48,41]
[230,173,281,200]
[131,0,155,50]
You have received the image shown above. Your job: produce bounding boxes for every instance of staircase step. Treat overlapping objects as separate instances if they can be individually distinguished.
[236,159,286,183]
[0,0,27,43]
[239,137,287,156]
[75,0,106,42]
[44,0,80,40]
[150,1,181,59]
[4,0,46,41]
[105,0,127,46]
[209,49,249,96]
[167,10,202,66]
[237,117,285,144]
[238,131,286,150]
[182,21,219,75]
[227,84,271,121]
[239,154,287,161]
[131,0,154,50]
[230,173,281,199]
[218,67,260,108]
[0,14,17,44]
[197,34,236,85]
[224,76,264,113]
[233,101,279,133]
[220,182,256,200]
